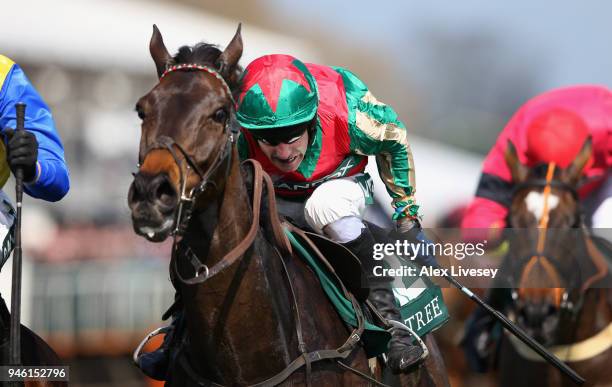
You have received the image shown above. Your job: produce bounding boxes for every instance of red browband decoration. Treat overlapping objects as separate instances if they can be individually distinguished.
[160,63,233,99]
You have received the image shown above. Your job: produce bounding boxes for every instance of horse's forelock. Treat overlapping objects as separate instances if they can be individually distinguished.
[530,163,564,181]
[173,43,221,66]
[172,43,243,90]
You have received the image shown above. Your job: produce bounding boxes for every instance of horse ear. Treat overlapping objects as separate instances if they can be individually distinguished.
[150,24,172,78]
[504,140,528,183]
[217,23,243,77]
[564,137,592,185]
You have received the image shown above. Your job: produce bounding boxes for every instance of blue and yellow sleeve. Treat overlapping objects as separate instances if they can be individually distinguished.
[0,56,69,201]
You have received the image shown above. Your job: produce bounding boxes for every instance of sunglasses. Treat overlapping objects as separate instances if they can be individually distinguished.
[252,127,308,146]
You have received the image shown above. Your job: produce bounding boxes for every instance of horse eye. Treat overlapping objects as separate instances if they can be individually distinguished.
[212,108,227,123]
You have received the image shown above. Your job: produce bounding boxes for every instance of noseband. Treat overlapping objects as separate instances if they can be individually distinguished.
[151,133,234,236]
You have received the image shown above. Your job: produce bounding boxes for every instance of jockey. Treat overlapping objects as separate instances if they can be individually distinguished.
[462,85,612,238]
[461,85,612,371]
[0,55,70,271]
[138,54,441,379]
[235,54,433,373]
[0,54,70,361]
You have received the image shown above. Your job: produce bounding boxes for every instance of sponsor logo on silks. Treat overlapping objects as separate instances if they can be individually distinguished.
[354,173,374,205]
[388,255,449,337]
[275,154,365,192]
[399,286,449,339]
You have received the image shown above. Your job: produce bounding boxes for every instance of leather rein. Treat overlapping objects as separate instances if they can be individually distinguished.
[173,159,386,387]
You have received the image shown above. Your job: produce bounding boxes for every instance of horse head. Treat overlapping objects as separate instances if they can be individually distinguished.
[503,138,597,344]
[128,25,243,242]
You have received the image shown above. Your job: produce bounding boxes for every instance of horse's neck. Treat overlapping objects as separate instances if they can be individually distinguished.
[182,149,254,256]
[569,233,612,342]
[553,232,611,343]
[181,152,299,382]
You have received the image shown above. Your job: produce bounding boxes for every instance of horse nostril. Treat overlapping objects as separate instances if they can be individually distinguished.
[129,173,177,211]
[128,181,142,207]
[520,302,556,328]
[154,178,178,209]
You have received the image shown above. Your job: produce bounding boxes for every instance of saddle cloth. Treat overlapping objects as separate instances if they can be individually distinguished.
[285,228,450,356]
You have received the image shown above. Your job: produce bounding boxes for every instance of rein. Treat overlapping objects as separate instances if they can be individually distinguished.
[172,159,291,285]
[171,160,385,387]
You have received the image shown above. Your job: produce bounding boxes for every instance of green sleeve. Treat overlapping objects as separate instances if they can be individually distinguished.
[334,67,419,220]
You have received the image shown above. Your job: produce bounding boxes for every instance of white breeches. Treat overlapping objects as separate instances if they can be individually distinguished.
[276,175,370,243]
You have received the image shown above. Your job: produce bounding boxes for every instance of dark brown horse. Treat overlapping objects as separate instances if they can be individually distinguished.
[0,297,67,386]
[128,25,449,386]
[497,139,612,387]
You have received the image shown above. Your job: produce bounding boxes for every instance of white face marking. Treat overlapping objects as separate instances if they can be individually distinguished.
[525,191,560,221]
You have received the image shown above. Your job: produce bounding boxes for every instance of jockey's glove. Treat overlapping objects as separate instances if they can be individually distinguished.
[393,218,439,268]
[4,128,38,182]
[396,217,419,234]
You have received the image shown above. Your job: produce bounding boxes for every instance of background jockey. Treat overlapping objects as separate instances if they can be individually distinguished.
[235,54,436,373]
[462,85,612,240]
[461,84,612,371]
[0,55,70,272]
[0,54,70,353]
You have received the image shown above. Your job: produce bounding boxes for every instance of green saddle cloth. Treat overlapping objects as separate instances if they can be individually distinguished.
[285,230,449,358]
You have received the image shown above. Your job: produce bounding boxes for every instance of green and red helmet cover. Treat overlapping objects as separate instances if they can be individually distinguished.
[236,55,319,130]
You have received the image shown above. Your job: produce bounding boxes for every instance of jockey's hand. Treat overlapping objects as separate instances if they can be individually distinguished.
[396,217,419,235]
[393,217,439,267]
[4,128,38,182]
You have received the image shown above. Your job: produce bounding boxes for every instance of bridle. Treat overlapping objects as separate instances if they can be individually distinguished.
[140,63,239,238]
[510,162,608,315]
[137,63,243,284]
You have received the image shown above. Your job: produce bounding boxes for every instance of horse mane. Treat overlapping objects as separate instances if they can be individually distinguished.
[172,43,243,91]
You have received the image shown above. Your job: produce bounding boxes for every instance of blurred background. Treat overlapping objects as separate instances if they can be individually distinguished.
[0,0,611,385]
